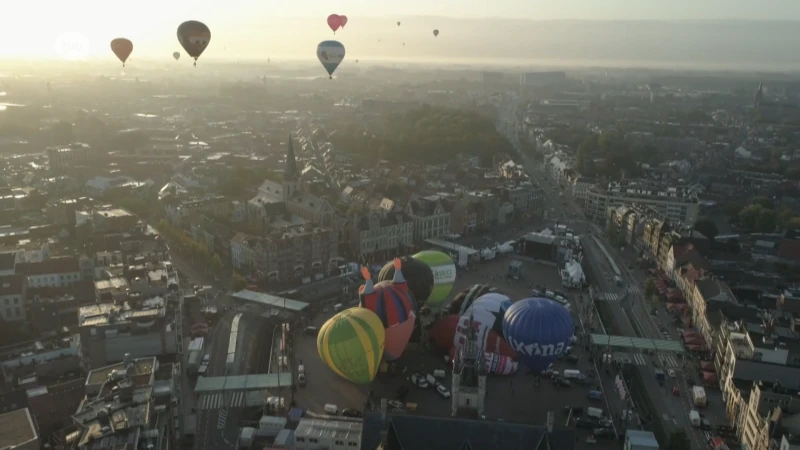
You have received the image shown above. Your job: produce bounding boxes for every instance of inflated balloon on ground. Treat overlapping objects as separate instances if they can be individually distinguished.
[502,298,574,373]
[317,307,385,384]
[378,256,433,310]
[447,284,501,315]
[359,260,416,361]
[413,250,455,310]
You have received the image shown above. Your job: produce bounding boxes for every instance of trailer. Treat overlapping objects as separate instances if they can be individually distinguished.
[187,338,205,375]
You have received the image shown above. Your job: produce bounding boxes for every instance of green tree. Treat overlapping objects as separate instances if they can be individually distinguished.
[693,217,719,240]
[210,254,223,275]
[739,204,764,230]
[644,278,657,298]
[665,430,690,450]
[723,202,744,217]
[755,208,778,233]
[786,217,800,229]
[231,272,247,291]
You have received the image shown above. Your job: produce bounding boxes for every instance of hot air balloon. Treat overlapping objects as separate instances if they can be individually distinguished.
[316,40,345,79]
[397,21,401,27]
[502,298,574,374]
[429,314,517,369]
[327,14,343,33]
[462,293,512,338]
[340,15,349,28]
[317,307,385,384]
[173,52,180,60]
[378,256,433,311]
[177,20,211,67]
[359,261,416,361]
[433,29,439,37]
[413,250,455,310]
[447,284,500,315]
[110,38,133,67]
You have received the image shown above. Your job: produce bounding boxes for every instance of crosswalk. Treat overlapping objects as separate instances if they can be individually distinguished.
[628,353,681,368]
[627,285,642,295]
[197,391,248,411]
[597,292,622,302]
[217,408,228,429]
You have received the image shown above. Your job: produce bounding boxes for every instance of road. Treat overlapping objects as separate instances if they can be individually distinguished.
[497,97,702,448]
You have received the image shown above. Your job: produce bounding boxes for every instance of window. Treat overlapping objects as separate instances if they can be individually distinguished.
[335,440,344,446]
[296,437,305,443]
[349,443,358,447]
[13,298,18,304]
[310,438,318,444]
[3,299,7,305]
[15,308,20,317]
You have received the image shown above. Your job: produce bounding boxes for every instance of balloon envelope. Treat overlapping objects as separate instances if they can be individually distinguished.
[462,293,512,338]
[340,15,348,28]
[360,280,416,361]
[177,20,211,59]
[173,52,180,60]
[316,40,346,78]
[502,298,574,373]
[447,284,500,315]
[430,314,517,360]
[110,38,133,64]
[433,29,439,37]
[327,14,343,32]
[378,256,433,309]
[317,308,385,384]
[413,251,455,309]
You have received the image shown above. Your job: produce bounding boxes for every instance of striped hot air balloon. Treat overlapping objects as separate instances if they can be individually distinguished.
[359,259,416,361]
[317,308,385,384]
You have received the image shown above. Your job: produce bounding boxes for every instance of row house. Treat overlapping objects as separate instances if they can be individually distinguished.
[0,274,26,324]
[448,198,479,237]
[586,184,699,226]
[191,215,235,264]
[16,257,82,289]
[406,195,451,242]
[254,226,340,283]
[492,183,541,218]
[231,232,258,272]
[347,212,414,261]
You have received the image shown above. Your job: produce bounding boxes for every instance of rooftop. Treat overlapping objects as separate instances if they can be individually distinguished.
[231,290,309,312]
[86,357,155,386]
[0,408,38,449]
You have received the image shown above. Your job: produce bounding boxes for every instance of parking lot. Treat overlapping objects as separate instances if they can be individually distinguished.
[292,256,619,448]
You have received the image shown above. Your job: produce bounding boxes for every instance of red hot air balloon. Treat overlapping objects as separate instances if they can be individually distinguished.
[359,259,416,361]
[340,15,349,28]
[327,14,343,33]
[110,38,133,67]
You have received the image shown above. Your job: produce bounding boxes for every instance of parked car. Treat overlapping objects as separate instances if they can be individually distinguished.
[342,409,363,418]
[553,377,571,387]
[565,355,580,364]
[436,385,451,398]
[667,369,676,378]
[388,400,404,410]
[411,373,429,388]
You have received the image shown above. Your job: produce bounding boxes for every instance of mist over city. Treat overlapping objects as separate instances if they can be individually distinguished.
[1,2,800,450]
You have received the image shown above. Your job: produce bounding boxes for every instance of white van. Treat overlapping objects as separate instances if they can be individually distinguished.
[324,404,339,415]
[333,303,344,313]
[562,369,583,380]
[433,369,446,378]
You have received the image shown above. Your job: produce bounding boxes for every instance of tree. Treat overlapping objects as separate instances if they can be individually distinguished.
[755,208,777,233]
[665,430,690,450]
[739,204,764,230]
[231,272,247,291]
[210,254,224,275]
[693,217,719,240]
[786,217,800,229]
[644,278,657,298]
[723,201,744,218]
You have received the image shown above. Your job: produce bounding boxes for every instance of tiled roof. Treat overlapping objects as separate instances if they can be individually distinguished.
[0,275,24,296]
[361,411,572,450]
[16,257,80,276]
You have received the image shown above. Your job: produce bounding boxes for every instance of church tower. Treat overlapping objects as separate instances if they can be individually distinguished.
[754,81,764,109]
[451,314,487,418]
[283,134,299,202]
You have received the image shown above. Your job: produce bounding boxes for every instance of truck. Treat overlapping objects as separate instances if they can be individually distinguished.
[689,410,701,427]
[586,407,604,419]
[297,363,306,387]
[186,337,205,376]
[562,369,584,380]
[654,369,665,386]
[692,386,707,407]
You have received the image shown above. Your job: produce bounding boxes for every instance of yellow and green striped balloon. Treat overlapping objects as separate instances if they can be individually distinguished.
[317,307,385,385]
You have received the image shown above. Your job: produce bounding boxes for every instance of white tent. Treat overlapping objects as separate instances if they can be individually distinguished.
[563,260,585,285]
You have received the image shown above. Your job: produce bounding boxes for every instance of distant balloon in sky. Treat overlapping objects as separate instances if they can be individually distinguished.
[355,59,359,63]
[327,14,343,33]
[397,21,401,27]
[340,15,349,28]
[110,38,133,67]
[177,20,211,67]
[172,52,180,61]
[433,29,439,37]
[317,40,345,79]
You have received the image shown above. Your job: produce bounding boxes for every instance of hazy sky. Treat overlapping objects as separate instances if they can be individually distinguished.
[2,0,800,67]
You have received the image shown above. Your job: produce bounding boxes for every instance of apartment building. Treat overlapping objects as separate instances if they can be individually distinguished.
[0,275,26,323]
[348,212,413,261]
[254,226,340,283]
[46,142,91,172]
[16,256,82,289]
[231,232,259,271]
[406,195,451,242]
[587,182,699,225]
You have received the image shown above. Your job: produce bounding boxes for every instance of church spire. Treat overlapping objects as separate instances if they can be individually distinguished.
[284,134,298,181]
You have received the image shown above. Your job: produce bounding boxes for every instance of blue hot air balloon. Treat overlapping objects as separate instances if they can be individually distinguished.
[502,298,574,373]
[316,40,346,79]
